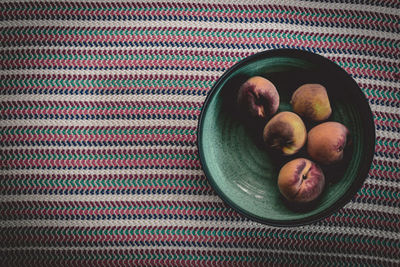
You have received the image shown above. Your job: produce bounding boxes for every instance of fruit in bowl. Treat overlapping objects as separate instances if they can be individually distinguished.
[278,158,325,203]
[197,49,375,225]
[262,111,307,156]
[237,76,280,120]
[291,83,332,122]
[307,122,350,165]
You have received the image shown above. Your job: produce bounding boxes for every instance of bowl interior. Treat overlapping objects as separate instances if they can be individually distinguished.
[198,50,374,225]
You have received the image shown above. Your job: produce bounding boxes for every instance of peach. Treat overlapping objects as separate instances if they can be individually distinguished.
[262,111,307,156]
[307,122,349,165]
[290,84,332,122]
[237,76,279,120]
[278,158,325,203]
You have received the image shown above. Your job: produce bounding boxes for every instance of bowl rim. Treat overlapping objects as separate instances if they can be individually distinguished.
[196,48,376,227]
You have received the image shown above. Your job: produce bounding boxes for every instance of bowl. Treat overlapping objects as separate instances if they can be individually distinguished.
[197,49,375,226]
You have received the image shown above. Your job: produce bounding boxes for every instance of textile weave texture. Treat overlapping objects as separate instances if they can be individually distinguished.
[0,0,399,266]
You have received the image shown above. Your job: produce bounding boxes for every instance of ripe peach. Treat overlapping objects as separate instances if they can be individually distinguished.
[237,76,279,120]
[307,122,349,165]
[262,111,307,156]
[278,158,325,203]
[291,84,332,122]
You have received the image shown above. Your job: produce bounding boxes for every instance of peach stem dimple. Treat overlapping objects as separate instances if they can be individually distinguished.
[302,166,312,180]
[294,166,309,198]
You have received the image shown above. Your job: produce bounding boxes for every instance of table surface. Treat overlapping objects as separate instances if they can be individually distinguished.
[0,0,399,266]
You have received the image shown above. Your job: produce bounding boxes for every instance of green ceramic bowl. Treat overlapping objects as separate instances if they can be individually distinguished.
[197,49,375,226]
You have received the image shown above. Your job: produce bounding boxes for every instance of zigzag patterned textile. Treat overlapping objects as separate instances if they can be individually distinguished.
[0,0,399,266]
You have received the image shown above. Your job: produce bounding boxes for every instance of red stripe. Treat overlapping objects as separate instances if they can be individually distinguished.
[1,27,397,58]
[0,201,236,220]
[0,73,217,94]
[0,134,196,144]
[372,159,400,170]
[0,101,202,117]
[0,148,200,169]
[374,111,400,121]
[0,1,397,31]
[369,169,400,180]
[0,159,200,169]
[369,96,400,105]
[0,125,197,131]
[359,82,400,95]
[1,48,398,62]
[326,56,398,80]
[1,226,397,257]
[0,125,197,144]
[0,148,197,154]
[0,48,252,57]
[0,58,235,71]
[374,111,400,130]
[0,173,211,195]
[1,74,398,99]
[0,171,395,193]
[0,73,217,82]
[0,49,397,80]
[0,249,392,266]
[374,119,400,129]
[0,172,203,180]
[347,180,400,206]
[375,145,399,155]
[325,208,400,232]
[376,136,400,154]
[0,101,202,106]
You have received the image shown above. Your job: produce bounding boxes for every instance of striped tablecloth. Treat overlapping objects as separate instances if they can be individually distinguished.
[0,0,399,266]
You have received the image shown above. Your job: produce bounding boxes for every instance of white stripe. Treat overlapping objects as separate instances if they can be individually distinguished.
[0,218,398,240]
[375,130,400,139]
[355,78,400,88]
[348,78,400,89]
[370,102,400,115]
[327,54,400,65]
[365,176,400,189]
[1,0,398,18]
[345,201,400,215]
[298,225,400,240]
[372,156,400,165]
[0,19,397,40]
[0,168,205,176]
[372,155,400,164]
[375,129,400,139]
[0,246,398,264]
[0,94,206,103]
[0,118,200,127]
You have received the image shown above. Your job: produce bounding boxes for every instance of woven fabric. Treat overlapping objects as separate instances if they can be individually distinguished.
[0,0,399,266]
